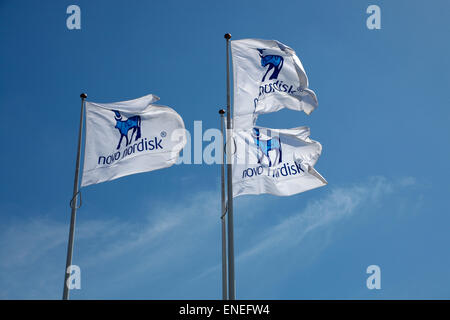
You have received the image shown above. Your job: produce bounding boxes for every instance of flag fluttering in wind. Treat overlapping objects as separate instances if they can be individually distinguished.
[231,39,318,130]
[232,126,327,197]
[81,94,186,187]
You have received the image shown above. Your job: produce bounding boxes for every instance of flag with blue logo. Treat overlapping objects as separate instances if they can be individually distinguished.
[231,39,318,130]
[232,126,326,197]
[81,94,187,187]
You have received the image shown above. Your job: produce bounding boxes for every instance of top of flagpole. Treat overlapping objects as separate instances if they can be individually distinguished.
[80,93,87,99]
[219,109,225,115]
[224,33,231,40]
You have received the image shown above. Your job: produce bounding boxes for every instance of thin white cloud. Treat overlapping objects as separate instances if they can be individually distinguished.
[0,176,416,298]
[0,190,221,298]
[0,218,67,268]
[194,176,416,281]
[237,176,410,261]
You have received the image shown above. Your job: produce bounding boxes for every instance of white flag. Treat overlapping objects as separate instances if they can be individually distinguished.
[231,39,318,130]
[232,126,326,197]
[81,94,186,187]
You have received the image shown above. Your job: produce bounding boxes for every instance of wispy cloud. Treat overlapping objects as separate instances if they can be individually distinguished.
[237,176,393,261]
[0,190,221,299]
[0,218,66,268]
[0,176,417,299]
[194,176,416,281]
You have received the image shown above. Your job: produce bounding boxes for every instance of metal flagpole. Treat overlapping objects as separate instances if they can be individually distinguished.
[62,93,87,300]
[219,109,228,300]
[224,33,236,300]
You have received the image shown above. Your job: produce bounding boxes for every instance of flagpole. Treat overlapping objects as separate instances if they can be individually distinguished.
[224,33,236,300]
[219,109,228,300]
[62,93,87,300]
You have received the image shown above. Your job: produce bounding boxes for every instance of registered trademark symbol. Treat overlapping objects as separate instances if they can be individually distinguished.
[160,131,167,138]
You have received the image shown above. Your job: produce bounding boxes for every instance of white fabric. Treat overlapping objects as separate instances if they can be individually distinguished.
[81,95,186,187]
[232,126,326,197]
[88,94,161,113]
[231,39,318,130]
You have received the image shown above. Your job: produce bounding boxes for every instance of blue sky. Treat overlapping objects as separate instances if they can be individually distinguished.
[0,0,449,299]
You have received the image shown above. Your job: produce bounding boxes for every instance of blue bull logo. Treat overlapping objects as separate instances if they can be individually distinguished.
[257,49,284,82]
[113,110,142,150]
[253,128,282,167]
